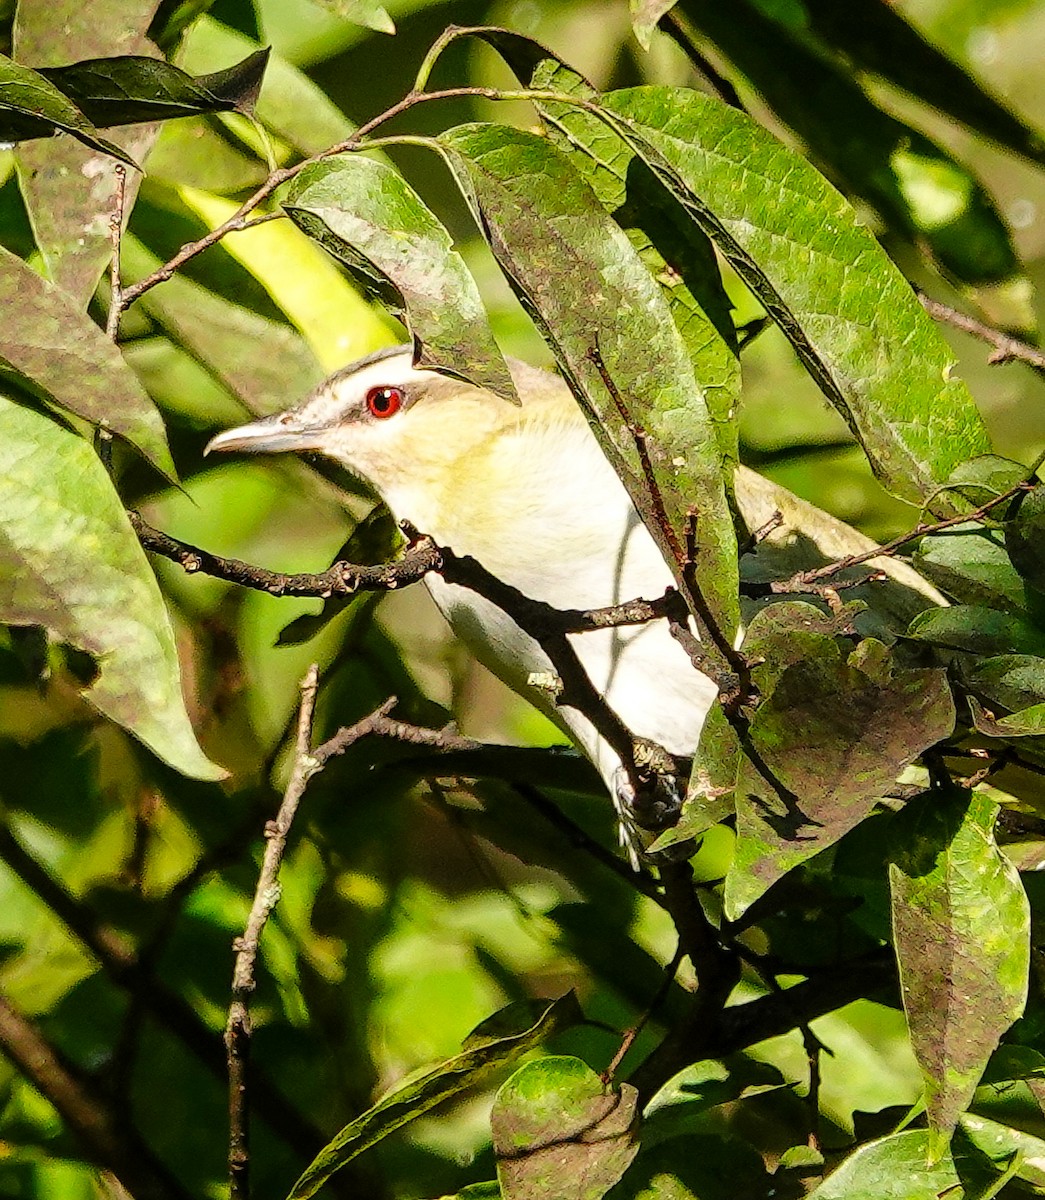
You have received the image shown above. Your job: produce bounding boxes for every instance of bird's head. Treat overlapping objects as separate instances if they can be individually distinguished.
[205,345,516,520]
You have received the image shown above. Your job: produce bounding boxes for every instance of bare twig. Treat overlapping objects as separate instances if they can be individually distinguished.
[227,666,322,1198]
[106,164,127,342]
[780,477,1034,590]
[919,293,1045,371]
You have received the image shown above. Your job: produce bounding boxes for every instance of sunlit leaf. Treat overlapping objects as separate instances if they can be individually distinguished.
[492,1056,639,1200]
[593,85,992,506]
[285,155,517,399]
[725,638,954,921]
[0,392,222,780]
[806,1129,961,1199]
[308,0,394,35]
[890,790,1030,1144]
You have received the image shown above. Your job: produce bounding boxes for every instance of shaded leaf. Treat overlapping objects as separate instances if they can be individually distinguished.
[890,790,1030,1144]
[675,0,1029,322]
[594,85,992,507]
[438,123,739,632]
[793,0,1045,169]
[968,696,1045,739]
[907,605,1045,658]
[288,994,582,1200]
[725,638,954,920]
[607,1133,773,1200]
[285,155,517,400]
[0,392,222,781]
[492,1056,639,1200]
[914,525,1028,614]
[1005,484,1045,594]
[966,655,1045,713]
[0,53,133,162]
[806,1129,961,1199]
[471,27,740,460]
[37,48,270,126]
[932,454,1029,514]
[958,1112,1045,1192]
[0,244,174,476]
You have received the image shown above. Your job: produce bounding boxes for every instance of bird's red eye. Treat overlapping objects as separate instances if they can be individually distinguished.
[366,386,403,419]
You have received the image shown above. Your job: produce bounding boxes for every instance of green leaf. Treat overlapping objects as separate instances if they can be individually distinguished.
[967,655,1045,713]
[931,455,1029,514]
[806,1129,961,1199]
[792,0,1045,169]
[438,122,739,633]
[607,1133,773,1200]
[0,245,174,477]
[470,28,740,461]
[307,0,394,35]
[725,638,954,921]
[37,48,270,126]
[12,0,159,306]
[594,85,992,507]
[285,155,517,400]
[0,393,222,781]
[674,0,1029,319]
[890,791,1030,1144]
[287,994,582,1200]
[914,525,1029,613]
[1005,484,1045,593]
[630,0,679,51]
[0,53,133,162]
[907,605,1045,658]
[492,1056,639,1200]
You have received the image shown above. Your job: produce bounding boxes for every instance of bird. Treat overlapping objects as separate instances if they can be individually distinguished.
[205,345,943,851]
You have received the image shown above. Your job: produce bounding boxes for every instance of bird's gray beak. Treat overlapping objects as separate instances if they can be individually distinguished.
[204,411,325,457]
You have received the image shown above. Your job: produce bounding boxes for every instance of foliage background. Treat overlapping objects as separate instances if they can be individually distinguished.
[3,0,1045,1197]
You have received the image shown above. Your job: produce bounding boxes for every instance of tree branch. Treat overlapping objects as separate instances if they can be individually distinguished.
[918,293,1045,372]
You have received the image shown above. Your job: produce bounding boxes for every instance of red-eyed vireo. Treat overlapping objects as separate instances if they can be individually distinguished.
[206,346,942,845]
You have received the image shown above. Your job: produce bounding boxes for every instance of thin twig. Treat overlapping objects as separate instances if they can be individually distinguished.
[918,293,1045,371]
[226,666,321,1198]
[106,164,127,342]
[781,477,1034,590]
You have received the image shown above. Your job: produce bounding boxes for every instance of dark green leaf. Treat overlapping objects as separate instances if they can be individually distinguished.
[0,53,132,160]
[470,27,740,461]
[38,48,270,126]
[792,0,1045,169]
[608,1133,773,1200]
[492,1056,639,1200]
[285,155,516,400]
[0,392,222,781]
[931,455,1029,514]
[914,525,1029,613]
[674,0,1029,322]
[438,123,739,632]
[1005,484,1045,593]
[806,1130,961,1199]
[890,791,1030,1144]
[725,638,954,920]
[287,994,582,1200]
[594,85,992,507]
[907,606,1045,658]
[966,655,1045,713]
[0,245,174,476]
